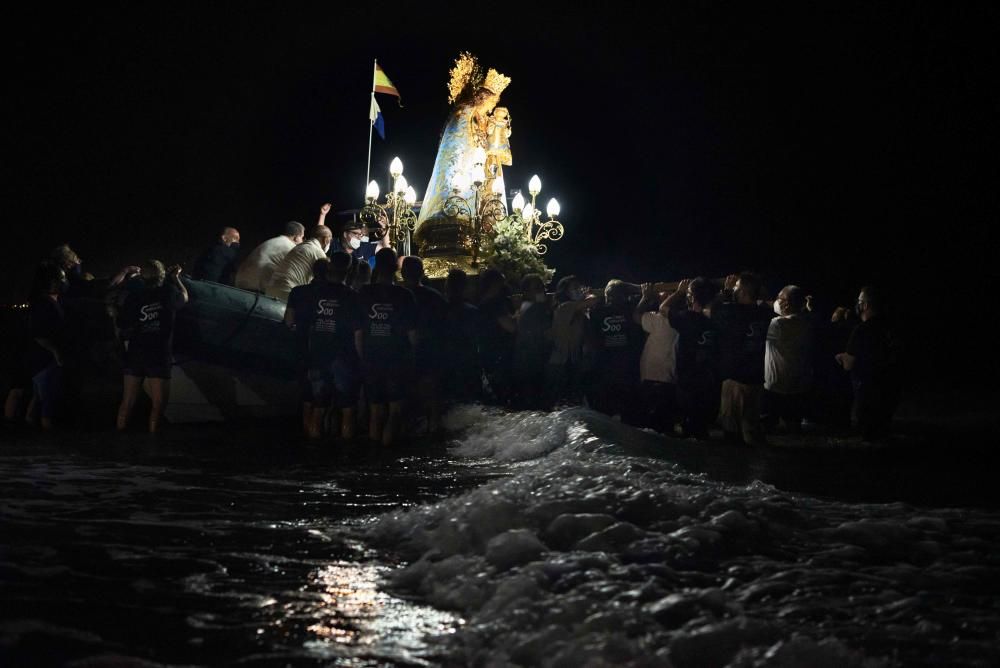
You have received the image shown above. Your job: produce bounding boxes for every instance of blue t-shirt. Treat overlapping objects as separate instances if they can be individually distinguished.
[329,237,377,267]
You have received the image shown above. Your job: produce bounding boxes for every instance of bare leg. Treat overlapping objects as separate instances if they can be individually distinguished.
[384,401,404,447]
[301,401,313,434]
[117,375,143,431]
[416,376,441,434]
[147,378,169,433]
[4,389,25,421]
[428,393,442,434]
[341,407,356,440]
[306,407,326,439]
[369,404,386,444]
[25,395,38,426]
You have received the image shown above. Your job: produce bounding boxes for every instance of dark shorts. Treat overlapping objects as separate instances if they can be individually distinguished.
[414,345,445,380]
[32,363,65,419]
[124,347,172,379]
[364,363,411,405]
[308,357,361,409]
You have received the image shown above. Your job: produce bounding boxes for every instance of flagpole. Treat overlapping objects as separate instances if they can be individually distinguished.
[366,59,377,193]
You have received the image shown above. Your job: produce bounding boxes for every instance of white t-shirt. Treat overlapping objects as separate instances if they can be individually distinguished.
[265,239,327,302]
[764,314,813,394]
[235,236,296,292]
[548,301,586,365]
[640,311,678,383]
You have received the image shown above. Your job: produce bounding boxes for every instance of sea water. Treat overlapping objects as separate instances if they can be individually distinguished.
[1,408,998,666]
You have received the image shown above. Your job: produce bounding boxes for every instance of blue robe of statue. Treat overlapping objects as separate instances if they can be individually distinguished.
[415,101,506,264]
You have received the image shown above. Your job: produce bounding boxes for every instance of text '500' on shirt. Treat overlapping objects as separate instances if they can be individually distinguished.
[289,282,361,366]
[121,285,186,355]
[357,283,416,365]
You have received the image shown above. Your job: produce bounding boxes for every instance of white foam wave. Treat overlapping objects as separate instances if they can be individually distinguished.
[365,410,1000,666]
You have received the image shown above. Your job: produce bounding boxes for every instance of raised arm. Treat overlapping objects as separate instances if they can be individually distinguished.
[109,265,141,288]
[663,278,691,312]
[317,202,331,228]
[169,265,189,304]
[633,282,658,325]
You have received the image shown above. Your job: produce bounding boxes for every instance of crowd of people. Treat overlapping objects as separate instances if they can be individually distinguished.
[3,209,902,446]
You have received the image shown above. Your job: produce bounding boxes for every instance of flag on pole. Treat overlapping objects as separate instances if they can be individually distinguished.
[369,96,385,139]
[374,63,401,100]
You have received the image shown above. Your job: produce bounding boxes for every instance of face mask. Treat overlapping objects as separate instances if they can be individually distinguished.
[69,264,83,278]
[229,242,240,250]
[360,235,369,243]
[773,300,783,316]
[57,279,70,295]
[348,238,362,250]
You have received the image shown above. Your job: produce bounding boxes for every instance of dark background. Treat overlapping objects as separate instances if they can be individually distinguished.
[6,4,998,382]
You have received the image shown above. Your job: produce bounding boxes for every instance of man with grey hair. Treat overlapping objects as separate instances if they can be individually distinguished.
[764,284,814,433]
[235,220,306,292]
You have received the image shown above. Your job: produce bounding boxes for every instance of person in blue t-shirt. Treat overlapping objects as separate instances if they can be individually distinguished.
[401,255,449,433]
[328,218,390,270]
[356,248,417,447]
[116,260,188,433]
[712,272,773,445]
[287,253,363,440]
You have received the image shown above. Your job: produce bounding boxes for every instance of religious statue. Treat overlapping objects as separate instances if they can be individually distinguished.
[484,106,512,197]
[414,52,512,277]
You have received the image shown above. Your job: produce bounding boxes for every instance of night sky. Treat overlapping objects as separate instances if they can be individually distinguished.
[8,5,998,377]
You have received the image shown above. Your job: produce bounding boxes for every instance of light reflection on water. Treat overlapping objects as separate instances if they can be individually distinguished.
[1,410,999,666]
[0,428,499,666]
[302,562,459,661]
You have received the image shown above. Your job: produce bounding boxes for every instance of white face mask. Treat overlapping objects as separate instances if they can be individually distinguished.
[773,300,783,316]
[360,235,369,243]
[348,237,362,250]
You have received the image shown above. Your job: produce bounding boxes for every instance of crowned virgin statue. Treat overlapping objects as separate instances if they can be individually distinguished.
[414,53,512,277]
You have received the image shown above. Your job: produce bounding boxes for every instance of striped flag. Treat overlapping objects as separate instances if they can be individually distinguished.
[374,63,401,100]
[369,96,385,139]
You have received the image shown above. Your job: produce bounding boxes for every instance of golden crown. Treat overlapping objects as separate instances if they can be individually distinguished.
[483,68,511,95]
[447,53,511,104]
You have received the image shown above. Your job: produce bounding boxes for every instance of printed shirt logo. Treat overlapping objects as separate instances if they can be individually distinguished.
[313,298,341,334]
[316,298,339,316]
[368,303,394,336]
[602,314,627,347]
[139,303,161,322]
[138,302,163,332]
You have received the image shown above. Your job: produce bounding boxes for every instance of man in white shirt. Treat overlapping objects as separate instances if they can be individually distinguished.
[634,282,679,433]
[764,285,814,433]
[235,220,305,292]
[265,225,334,301]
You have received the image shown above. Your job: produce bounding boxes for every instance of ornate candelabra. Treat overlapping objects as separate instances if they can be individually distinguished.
[442,147,507,267]
[508,174,564,255]
[359,156,419,255]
